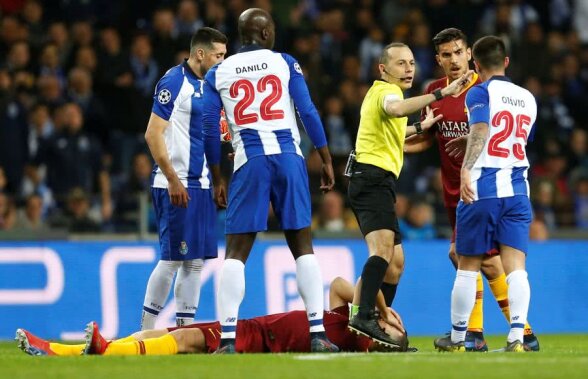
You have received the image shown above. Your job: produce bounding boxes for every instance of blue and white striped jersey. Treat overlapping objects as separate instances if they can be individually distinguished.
[151,61,210,189]
[202,45,327,171]
[465,76,537,201]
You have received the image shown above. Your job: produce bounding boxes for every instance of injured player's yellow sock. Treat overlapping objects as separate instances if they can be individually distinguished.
[467,273,484,332]
[488,273,534,334]
[49,343,86,356]
[104,334,178,356]
[488,273,510,321]
[112,335,137,344]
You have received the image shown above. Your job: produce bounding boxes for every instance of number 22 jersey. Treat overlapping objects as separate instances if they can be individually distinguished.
[202,45,327,171]
[465,76,537,201]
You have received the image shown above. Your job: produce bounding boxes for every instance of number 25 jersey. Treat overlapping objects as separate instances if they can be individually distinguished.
[465,76,537,201]
[204,46,323,172]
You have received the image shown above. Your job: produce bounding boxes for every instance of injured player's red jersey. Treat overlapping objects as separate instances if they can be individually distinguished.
[181,306,372,353]
[257,306,372,353]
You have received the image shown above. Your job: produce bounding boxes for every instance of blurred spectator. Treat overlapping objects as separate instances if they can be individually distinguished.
[130,33,159,98]
[399,199,436,240]
[70,20,94,54]
[311,190,357,232]
[534,80,575,148]
[48,187,101,233]
[561,52,588,124]
[14,193,48,231]
[36,74,63,107]
[0,68,29,194]
[409,22,434,86]
[175,0,203,41]
[67,66,108,144]
[32,102,112,221]
[480,0,539,44]
[571,170,588,229]
[38,43,66,86]
[531,179,558,230]
[96,26,137,175]
[529,218,549,241]
[568,128,588,170]
[323,96,352,157]
[0,166,6,194]
[47,21,71,67]
[573,0,588,44]
[21,0,44,48]
[514,22,551,82]
[74,46,98,74]
[7,41,32,72]
[0,192,16,230]
[26,102,53,158]
[358,25,384,83]
[379,0,413,34]
[129,32,159,139]
[113,152,152,232]
[151,7,178,75]
[1,16,27,57]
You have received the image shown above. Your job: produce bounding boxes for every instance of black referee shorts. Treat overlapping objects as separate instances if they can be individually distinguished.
[348,162,402,245]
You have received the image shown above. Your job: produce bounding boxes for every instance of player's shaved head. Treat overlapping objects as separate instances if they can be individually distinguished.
[238,8,275,49]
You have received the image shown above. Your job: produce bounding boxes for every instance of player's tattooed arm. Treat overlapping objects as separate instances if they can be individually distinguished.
[462,122,489,170]
[460,122,489,204]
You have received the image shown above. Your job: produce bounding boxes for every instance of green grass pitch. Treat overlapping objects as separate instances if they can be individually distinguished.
[1,334,587,379]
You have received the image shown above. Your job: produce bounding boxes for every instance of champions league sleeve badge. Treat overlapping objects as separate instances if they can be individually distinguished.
[158,89,172,104]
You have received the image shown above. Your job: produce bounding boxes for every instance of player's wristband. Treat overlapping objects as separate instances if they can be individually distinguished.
[414,122,423,135]
[433,88,444,101]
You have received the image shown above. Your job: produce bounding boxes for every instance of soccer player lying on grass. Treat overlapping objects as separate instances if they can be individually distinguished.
[16,277,409,356]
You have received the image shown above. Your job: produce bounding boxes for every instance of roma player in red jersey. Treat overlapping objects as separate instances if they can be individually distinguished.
[405,28,538,352]
[16,278,408,356]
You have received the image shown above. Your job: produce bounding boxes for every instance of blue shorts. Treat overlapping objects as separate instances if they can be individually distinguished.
[456,195,532,256]
[151,187,217,261]
[225,154,311,234]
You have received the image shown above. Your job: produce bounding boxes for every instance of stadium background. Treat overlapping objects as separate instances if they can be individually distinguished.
[0,0,587,340]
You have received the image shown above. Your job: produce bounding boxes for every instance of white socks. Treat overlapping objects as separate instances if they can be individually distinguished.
[141,260,181,330]
[506,270,530,343]
[450,269,478,343]
[175,259,203,326]
[141,259,204,330]
[218,259,245,339]
[296,254,325,333]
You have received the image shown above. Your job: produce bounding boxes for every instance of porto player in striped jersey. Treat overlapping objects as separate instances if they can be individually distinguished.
[405,28,538,351]
[141,28,227,330]
[434,35,537,352]
[202,8,337,353]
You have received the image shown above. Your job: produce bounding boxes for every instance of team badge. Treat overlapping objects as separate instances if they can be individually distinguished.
[158,89,172,104]
[179,241,188,255]
[294,62,303,74]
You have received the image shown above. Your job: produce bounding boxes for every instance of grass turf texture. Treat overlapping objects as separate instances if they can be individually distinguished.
[1,334,587,379]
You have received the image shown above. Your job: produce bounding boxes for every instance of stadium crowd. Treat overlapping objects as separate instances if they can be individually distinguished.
[0,0,587,238]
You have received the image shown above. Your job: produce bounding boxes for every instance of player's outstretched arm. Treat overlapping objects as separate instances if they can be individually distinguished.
[385,71,474,117]
[329,277,355,310]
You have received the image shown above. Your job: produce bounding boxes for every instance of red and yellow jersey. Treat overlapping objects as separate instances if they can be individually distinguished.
[422,74,480,208]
